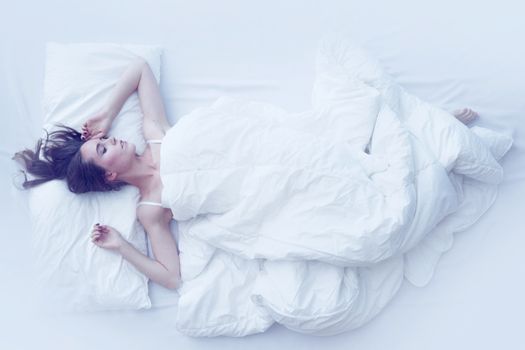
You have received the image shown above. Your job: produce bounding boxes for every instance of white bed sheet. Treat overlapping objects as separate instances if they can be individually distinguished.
[1,0,524,348]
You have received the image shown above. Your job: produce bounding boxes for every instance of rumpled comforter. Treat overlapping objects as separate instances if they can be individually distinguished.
[159,36,513,337]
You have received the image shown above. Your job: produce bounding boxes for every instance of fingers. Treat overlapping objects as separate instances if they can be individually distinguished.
[81,122,91,141]
[81,129,105,141]
[81,121,105,141]
[93,223,108,232]
[91,223,109,243]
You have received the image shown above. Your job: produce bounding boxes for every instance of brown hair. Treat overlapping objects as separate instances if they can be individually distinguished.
[12,124,126,193]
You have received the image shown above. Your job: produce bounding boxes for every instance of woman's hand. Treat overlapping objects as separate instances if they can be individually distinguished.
[91,223,125,251]
[81,109,113,141]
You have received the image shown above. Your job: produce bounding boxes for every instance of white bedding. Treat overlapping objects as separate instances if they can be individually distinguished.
[2,0,524,348]
[159,37,511,336]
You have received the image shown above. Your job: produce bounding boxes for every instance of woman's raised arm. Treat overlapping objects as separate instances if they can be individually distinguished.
[83,58,171,141]
[105,58,146,121]
[137,60,171,140]
[82,58,146,140]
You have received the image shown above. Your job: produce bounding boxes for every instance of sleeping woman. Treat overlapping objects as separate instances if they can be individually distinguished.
[12,58,479,292]
[14,58,180,290]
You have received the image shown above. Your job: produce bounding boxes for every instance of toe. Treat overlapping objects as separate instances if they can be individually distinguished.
[453,108,468,117]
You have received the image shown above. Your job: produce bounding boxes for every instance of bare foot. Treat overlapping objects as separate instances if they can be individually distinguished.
[452,108,479,125]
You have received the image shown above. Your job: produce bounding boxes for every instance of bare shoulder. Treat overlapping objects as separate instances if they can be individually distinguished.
[137,205,172,229]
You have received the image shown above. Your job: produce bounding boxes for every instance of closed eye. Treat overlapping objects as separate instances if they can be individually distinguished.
[97,135,109,156]
[96,143,107,156]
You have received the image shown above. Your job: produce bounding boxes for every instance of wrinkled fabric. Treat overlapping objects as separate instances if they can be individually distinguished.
[159,36,512,337]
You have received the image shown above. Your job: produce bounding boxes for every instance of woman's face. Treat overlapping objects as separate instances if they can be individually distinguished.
[80,135,136,180]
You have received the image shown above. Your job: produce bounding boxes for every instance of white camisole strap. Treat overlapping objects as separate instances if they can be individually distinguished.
[146,139,163,144]
[137,201,163,207]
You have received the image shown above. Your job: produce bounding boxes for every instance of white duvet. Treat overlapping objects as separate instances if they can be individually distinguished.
[158,36,512,337]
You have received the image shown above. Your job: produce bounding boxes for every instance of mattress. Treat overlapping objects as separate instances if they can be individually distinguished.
[1,0,524,349]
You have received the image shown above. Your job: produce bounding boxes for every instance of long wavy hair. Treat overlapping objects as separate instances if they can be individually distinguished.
[12,124,126,194]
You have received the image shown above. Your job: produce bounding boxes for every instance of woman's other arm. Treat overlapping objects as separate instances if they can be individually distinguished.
[91,219,181,290]
[133,207,181,288]
[118,222,181,290]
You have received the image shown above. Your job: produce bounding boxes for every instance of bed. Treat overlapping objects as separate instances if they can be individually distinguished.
[1,0,524,349]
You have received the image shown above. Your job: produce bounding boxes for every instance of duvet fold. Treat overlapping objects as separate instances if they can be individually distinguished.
[159,35,512,337]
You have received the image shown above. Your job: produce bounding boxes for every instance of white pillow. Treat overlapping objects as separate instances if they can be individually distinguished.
[29,42,163,311]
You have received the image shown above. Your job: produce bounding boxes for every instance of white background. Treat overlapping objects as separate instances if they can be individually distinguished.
[1,0,524,349]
